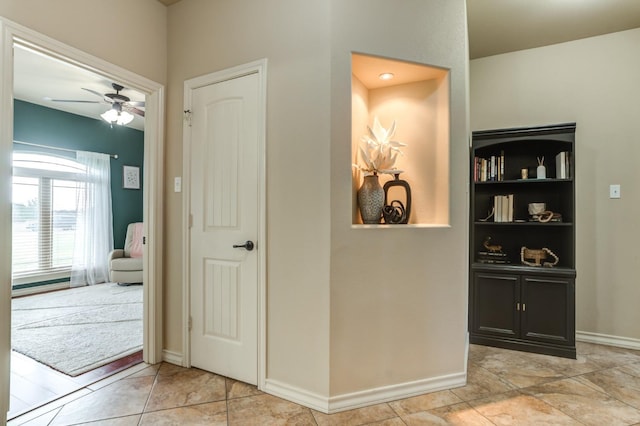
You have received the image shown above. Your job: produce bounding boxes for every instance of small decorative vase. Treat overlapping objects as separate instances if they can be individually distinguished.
[358,174,384,224]
[536,165,546,179]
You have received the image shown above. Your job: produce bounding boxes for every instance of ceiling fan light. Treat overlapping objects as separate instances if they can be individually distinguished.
[116,110,135,125]
[101,107,134,126]
[101,108,118,123]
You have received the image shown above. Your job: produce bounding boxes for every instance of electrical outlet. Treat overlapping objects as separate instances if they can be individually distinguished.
[609,184,621,199]
[174,177,182,193]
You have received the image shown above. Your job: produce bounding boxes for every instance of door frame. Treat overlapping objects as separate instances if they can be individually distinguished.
[182,59,267,389]
[0,17,165,416]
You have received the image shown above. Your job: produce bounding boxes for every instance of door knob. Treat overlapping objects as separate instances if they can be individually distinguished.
[233,240,254,251]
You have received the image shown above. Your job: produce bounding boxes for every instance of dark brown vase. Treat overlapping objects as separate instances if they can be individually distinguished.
[382,173,411,224]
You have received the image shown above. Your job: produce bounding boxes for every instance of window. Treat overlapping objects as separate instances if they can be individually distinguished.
[12,152,86,282]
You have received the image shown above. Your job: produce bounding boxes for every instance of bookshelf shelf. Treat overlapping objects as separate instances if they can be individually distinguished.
[469,123,576,359]
[474,222,573,227]
[471,263,577,277]
[474,178,573,185]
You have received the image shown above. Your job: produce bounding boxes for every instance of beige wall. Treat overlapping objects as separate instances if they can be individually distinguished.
[166,0,332,395]
[167,0,469,401]
[330,0,469,396]
[0,0,167,84]
[351,75,369,223]
[470,28,640,340]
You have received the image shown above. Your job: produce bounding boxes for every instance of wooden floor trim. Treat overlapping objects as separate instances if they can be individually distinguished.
[9,350,143,420]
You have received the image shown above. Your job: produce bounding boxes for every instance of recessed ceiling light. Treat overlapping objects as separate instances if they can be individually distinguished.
[379,73,394,81]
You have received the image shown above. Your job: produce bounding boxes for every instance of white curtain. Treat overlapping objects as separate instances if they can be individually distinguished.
[71,151,113,286]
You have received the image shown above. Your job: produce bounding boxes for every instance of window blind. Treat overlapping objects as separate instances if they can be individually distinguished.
[12,153,85,281]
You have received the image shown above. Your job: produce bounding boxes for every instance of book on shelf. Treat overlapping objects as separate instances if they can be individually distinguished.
[477,251,510,264]
[555,151,571,179]
[474,153,505,182]
[477,251,508,257]
[477,258,511,264]
[491,155,496,181]
[492,194,514,222]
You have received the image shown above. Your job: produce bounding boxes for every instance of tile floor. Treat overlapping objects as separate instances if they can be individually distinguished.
[8,341,640,425]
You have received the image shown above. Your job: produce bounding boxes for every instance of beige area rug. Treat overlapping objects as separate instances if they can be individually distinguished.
[11,283,142,376]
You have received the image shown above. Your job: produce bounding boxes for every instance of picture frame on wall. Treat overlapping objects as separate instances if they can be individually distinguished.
[123,165,140,189]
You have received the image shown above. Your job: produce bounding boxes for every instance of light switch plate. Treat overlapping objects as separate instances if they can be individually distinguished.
[174,177,182,193]
[609,184,621,199]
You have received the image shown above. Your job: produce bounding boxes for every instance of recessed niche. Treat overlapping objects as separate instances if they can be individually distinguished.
[351,53,450,226]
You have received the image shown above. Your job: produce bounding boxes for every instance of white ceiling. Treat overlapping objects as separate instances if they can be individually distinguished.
[13,1,640,128]
[467,0,640,59]
[13,45,146,131]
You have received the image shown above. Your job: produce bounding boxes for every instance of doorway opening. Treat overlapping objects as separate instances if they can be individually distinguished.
[1,20,164,420]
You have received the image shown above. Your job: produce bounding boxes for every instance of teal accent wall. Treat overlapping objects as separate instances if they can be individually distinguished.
[13,100,144,249]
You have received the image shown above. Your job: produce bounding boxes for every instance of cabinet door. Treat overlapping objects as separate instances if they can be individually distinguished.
[521,275,575,346]
[472,272,520,338]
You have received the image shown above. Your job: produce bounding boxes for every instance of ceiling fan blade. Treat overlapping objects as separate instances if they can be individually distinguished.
[81,87,110,102]
[44,97,100,103]
[126,101,145,107]
[124,106,145,117]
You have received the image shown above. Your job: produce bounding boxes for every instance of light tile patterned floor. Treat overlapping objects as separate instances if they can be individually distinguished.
[8,342,640,425]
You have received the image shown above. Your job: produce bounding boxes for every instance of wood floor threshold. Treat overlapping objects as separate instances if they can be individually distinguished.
[8,350,143,420]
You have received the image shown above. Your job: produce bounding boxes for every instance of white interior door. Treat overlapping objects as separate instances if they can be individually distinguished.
[189,72,260,385]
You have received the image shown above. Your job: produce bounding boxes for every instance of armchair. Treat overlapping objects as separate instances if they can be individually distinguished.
[109,222,143,285]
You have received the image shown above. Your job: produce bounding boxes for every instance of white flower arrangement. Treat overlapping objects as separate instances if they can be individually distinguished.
[354,117,406,175]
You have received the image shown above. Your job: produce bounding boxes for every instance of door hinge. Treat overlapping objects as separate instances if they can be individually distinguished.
[188,316,193,331]
[189,214,193,229]
[184,109,193,127]
[143,236,146,245]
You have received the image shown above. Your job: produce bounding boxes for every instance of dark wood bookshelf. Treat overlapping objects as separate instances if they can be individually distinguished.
[469,123,576,359]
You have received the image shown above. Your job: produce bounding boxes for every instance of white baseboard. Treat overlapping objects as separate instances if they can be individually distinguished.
[263,379,329,412]
[162,349,184,366]
[264,371,467,414]
[576,331,640,351]
[327,372,466,414]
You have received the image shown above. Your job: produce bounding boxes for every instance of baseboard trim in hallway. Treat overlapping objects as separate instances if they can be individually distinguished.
[577,331,640,351]
[264,370,467,415]
[326,371,467,414]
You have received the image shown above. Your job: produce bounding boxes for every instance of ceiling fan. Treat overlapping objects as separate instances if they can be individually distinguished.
[48,83,145,125]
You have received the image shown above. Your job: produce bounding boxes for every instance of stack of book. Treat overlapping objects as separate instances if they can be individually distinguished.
[493,194,514,222]
[473,151,505,182]
[555,151,571,179]
[477,251,510,264]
